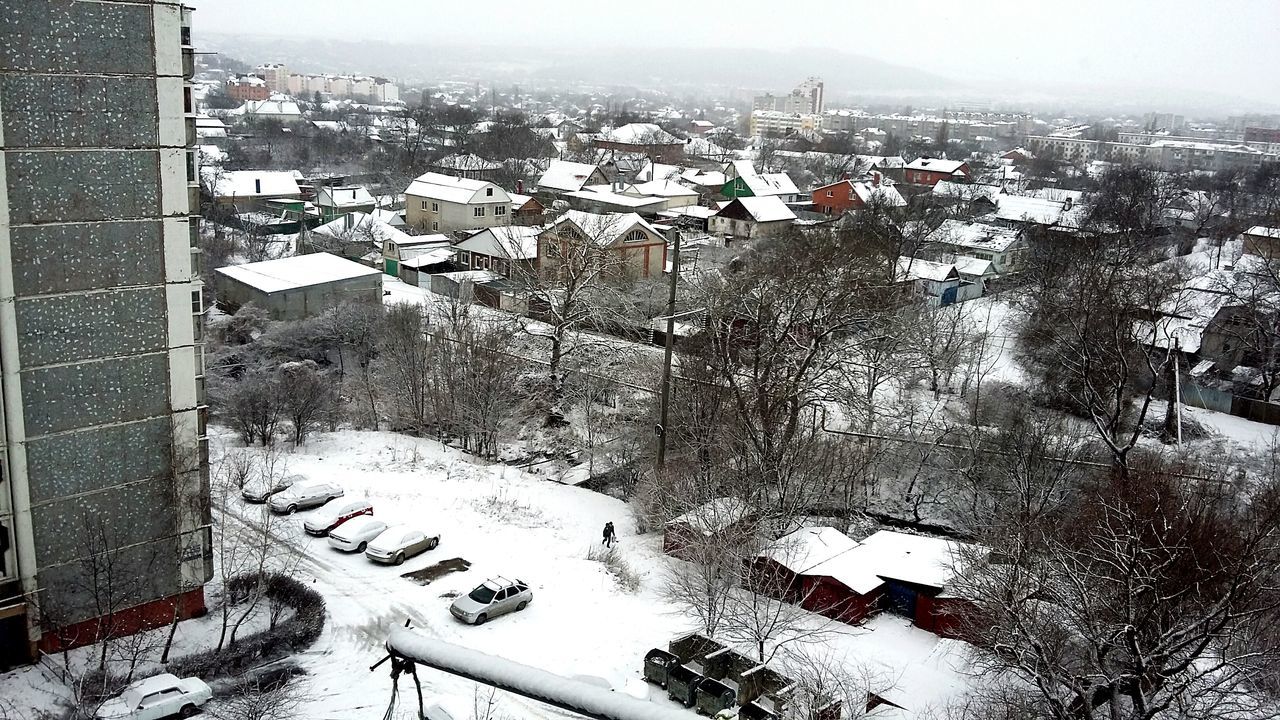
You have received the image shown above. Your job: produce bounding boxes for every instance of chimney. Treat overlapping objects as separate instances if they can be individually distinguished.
[841,172,850,181]
[516,179,524,194]
[254,178,262,194]
[872,171,881,187]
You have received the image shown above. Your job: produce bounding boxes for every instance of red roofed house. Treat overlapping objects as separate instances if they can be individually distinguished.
[904,158,971,187]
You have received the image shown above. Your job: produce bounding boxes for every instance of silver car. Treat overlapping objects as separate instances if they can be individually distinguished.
[450,577,532,625]
[364,525,440,565]
[240,473,304,503]
[267,481,343,514]
[327,516,388,553]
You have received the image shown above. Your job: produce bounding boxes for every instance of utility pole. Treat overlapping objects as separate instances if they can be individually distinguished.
[655,227,682,472]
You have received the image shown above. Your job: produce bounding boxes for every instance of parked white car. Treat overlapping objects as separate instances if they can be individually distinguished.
[450,577,532,625]
[364,525,440,565]
[304,498,374,536]
[268,481,343,514]
[327,515,389,552]
[95,673,211,719]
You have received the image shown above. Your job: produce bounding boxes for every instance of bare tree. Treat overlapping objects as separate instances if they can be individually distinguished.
[276,360,338,445]
[953,458,1280,720]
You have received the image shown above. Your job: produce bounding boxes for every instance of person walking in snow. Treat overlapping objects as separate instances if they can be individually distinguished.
[602,522,616,548]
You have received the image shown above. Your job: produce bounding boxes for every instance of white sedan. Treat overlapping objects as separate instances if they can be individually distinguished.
[95,673,211,719]
[327,516,389,553]
[364,525,440,565]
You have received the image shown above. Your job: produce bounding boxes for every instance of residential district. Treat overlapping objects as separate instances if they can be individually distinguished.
[1,3,1280,720]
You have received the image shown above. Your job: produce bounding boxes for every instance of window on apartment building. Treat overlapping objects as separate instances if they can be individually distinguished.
[494,205,507,216]
[431,221,439,231]
[432,202,439,212]
[473,207,486,217]
[191,289,202,313]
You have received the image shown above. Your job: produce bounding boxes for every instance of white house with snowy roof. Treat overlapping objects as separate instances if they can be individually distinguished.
[539,210,668,278]
[403,172,513,233]
[925,219,1027,274]
[710,196,797,241]
[536,160,610,195]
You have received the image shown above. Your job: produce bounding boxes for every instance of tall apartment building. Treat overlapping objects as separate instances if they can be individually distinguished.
[753,77,825,115]
[0,0,212,665]
[254,62,289,93]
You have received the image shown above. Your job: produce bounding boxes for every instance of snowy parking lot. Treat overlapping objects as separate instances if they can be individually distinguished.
[216,428,978,719]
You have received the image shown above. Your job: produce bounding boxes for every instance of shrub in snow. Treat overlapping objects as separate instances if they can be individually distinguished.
[171,573,325,679]
[586,545,641,592]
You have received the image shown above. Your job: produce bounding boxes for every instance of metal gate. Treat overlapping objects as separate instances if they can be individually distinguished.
[883,581,917,618]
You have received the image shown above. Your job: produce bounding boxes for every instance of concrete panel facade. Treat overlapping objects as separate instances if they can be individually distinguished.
[0,0,211,660]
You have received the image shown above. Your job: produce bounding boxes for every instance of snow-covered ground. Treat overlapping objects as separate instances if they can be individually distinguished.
[202,428,980,719]
[218,429,982,718]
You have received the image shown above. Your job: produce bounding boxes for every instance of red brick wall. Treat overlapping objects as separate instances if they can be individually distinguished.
[39,588,208,654]
[812,183,862,215]
[227,81,270,102]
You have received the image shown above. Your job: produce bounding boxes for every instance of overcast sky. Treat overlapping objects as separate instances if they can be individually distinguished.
[197,0,1280,105]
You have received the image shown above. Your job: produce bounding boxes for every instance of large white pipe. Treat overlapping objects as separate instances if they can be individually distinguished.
[386,628,694,720]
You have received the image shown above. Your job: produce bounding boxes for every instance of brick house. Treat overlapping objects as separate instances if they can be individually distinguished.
[903,158,971,186]
[811,175,906,215]
[225,74,269,102]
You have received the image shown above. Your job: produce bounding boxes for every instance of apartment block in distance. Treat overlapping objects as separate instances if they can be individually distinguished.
[0,0,212,665]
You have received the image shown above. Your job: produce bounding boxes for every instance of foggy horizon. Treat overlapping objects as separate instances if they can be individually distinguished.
[196,0,1280,112]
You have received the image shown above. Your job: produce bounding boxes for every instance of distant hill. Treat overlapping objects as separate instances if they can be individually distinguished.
[195,32,962,97]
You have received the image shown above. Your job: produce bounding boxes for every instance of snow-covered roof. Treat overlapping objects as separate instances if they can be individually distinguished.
[989,194,1069,226]
[761,528,970,595]
[951,256,996,278]
[568,187,667,210]
[904,158,967,174]
[312,211,413,247]
[760,527,860,577]
[928,219,1022,253]
[317,185,375,208]
[405,172,510,204]
[216,253,381,293]
[538,160,604,193]
[1247,226,1280,239]
[720,196,797,223]
[550,209,665,246]
[233,96,302,117]
[636,161,683,182]
[456,225,543,261]
[509,193,539,209]
[598,122,681,145]
[626,179,699,199]
[741,172,800,198]
[856,530,968,589]
[400,248,455,269]
[682,168,726,187]
[202,169,301,199]
[896,257,958,283]
[435,153,502,172]
[932,181,1000,201]
[658,205,717,220]
[666,497,753,535]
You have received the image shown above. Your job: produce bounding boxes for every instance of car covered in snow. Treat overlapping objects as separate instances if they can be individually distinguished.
[364,525,440,565]
[450,577,532,625]
[240,473,304,503]
[95,673,211,719]
[303,498,373,536]
[327,515,389,552]
[268,481,343,514]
